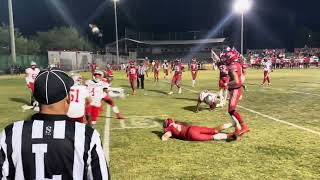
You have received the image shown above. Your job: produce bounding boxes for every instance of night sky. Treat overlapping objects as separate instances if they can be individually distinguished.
[1,0,319,50]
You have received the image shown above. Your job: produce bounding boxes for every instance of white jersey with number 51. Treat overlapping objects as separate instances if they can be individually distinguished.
[67,85,90,118]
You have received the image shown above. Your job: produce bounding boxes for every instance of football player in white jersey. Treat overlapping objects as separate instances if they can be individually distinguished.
[195,90,220,113]
[25,61,40,105]
[67,74,92,123]
[86,70,125,127]
[261,58,272,86]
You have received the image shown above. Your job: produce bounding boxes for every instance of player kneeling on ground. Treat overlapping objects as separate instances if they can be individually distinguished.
[195,90,220,112]
[161,118,236,141]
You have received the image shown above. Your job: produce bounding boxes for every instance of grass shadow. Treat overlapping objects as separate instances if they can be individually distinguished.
[175,97,197,102]
[182,105,197,112]
[147,89,168,95]
[10,97,29,105]
[151,131,163,139]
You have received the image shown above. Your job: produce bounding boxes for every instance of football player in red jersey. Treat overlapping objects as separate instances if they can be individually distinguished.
[161,118,237,141]
[90,62,97,75]
[217,61,229,107]
[153,60,161,82]
[168,59,184,95]
[104,64,114,84]
[225,48,249,136]
[126,61,138,95]
[190,58,198,87]
[25,61,40,105]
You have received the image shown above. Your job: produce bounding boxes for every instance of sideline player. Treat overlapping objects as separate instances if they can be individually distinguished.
[190,58,198,87]
[261,58,272,86]
[161,118,236,141]
[195,90,219,112]
[25,61,40,105]
[225,48,249,136]
[168,59,184,95]
[67,74,92,123]
[163,60,169,79]
[86,70,125,127]
[127,61,138,95]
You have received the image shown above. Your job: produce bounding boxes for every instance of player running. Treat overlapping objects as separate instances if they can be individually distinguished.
[163,60,169,79]
[86,70,125,127]
[154,60,161,82]
[261,58,272,86]
[225,48,249,136]
[161,118,237,141]
[195,90,219,112]
[67,74,92,123]
[127,61,138,95]
[25,61,40,106]
[168,59,184,95]
[190,58,198,87]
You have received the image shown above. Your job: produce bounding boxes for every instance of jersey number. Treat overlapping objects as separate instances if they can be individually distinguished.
[32,144,62,179]
[70,89,79,103]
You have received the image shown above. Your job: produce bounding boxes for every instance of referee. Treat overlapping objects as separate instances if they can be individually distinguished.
[0,68,109,179]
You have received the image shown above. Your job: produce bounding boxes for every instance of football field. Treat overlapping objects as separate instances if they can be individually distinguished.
[0,69,320,179]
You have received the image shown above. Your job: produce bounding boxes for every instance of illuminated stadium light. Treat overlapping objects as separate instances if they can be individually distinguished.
[233,0,251,14]
[112,0,119,2]
[233,0,252,55]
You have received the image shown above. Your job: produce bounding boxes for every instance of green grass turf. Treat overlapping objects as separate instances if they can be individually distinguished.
[0,68,320,179]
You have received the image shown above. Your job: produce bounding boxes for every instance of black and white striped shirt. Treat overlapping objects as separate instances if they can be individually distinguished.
[0,114,109,180]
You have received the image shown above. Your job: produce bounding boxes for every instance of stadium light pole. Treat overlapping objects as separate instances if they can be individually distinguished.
[112,0,120,64]
[8,0,16,64]
[233,0,251,55]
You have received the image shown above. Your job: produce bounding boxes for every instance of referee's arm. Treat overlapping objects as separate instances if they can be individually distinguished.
[88,130,110,180]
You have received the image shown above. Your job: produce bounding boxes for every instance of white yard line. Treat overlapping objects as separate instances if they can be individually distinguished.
[266,87,320,97]
[103,105,111,163]
[238,106,320,136]
[167,82,320,136]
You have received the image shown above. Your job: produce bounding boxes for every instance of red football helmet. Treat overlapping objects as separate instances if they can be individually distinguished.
[163,118,175,128]
[225,48,239,65]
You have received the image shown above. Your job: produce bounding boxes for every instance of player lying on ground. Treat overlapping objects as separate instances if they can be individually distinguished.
[161,118,237,141]
[195,90,220,112]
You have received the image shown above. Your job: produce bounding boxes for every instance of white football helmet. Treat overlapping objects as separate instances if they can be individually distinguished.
[204,95,215,105]
[72,74,83,85]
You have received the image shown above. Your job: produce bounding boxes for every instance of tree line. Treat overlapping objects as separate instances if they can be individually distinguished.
[0,26,92,55]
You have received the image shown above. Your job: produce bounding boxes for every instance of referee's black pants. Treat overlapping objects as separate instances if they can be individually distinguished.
[137,75,145,89]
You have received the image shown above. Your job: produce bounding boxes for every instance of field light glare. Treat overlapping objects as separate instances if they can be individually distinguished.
[233,0,251,13]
